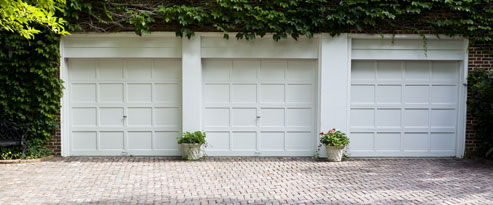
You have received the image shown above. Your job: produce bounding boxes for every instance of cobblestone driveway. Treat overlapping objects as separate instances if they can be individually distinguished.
[1,157,492,204]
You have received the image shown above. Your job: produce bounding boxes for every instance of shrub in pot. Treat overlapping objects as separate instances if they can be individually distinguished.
[177,131,207,160]
[319,129,349,162]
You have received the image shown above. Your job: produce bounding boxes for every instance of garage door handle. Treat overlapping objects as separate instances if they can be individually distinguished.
[256,116,261,119]
[123,115,127,118]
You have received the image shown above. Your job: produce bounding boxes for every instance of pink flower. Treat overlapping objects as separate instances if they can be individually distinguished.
[328,130,332,133]
[332,128,336,131]
[320,132,324,135]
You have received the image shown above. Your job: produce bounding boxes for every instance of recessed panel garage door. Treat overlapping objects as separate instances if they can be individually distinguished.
[69,59,181,156]
[350,60,460,157]
[203,59,317,156]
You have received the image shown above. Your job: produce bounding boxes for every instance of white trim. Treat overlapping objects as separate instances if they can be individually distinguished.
[60,39,70,156]
[348,33,463,40]
[182,36,202,131]
[456,39,469,158]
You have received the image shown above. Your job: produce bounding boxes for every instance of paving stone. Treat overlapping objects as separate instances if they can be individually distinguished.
[0,157,492,204]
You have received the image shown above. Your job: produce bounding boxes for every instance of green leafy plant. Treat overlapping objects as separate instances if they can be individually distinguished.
[177,131,207,145]
[63,0,493,45]
[0,0,69,39]
[313,128,350,160]
[468,69,493,157]
[0,26,63,160]
[319,129,350,147]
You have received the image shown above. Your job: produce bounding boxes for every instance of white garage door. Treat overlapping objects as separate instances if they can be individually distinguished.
[203,59,317,156]
[350,60,460,157]
[68,58,182,156]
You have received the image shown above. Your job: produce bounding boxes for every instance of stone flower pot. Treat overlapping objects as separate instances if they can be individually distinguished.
[325,145,345,162]
[181,143,202,160]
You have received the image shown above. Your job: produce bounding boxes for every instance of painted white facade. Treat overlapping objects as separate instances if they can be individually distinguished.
[60,32,468,158]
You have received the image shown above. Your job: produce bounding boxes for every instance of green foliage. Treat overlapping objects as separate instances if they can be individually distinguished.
[63,0,493,44]
[468,69,493,154]
[0,0,69,39]
[0,26,63,159]
[319,129,350,147]
[177,131,207,145]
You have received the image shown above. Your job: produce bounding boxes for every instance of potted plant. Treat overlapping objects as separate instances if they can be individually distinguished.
[177,131,207,160]
[318,128,350,162]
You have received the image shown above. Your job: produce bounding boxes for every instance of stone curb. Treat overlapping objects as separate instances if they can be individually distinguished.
[0,155,54,164]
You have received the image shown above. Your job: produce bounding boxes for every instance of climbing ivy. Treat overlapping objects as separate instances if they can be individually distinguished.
[0,26,63,159]
[468,69,493,156]
[63,0,493,43]
[1,0,492,159]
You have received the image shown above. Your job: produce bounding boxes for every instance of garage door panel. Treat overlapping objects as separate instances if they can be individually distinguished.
[405,61,430,80]
[99,131,124,150]
[404,85,429,104]
[203,59,231,82]
[403,109,428,128]
[403,133,429,151]
[204,108,229,127]
[286,108,312,127]
[232,60,258,82]
[127,108,152,126]
[260,132,284,151]
[260,108,284,127]
[377,61,402,80]
[204,84,229,102]
[72,108,97,127]
[351,85,375,104]
[154,83,181,103]
[153,131,180,150]
[431,109,457,128]
[154,108,181,127]
[72,131,97,151]
[350,108,374,128]
[375,132,401,151]
[98,60,123,79]
[348,132,374,151]
[71,84,96,103]
[126,59,152,80]
[232,108,257,127]
[232,132,257,151]
[127,83,152,102]
[99,108,124,127]
[431,85,458,104]
[203,59,316,156]
[286,84,313,103]
[260,60,285,82]
[350,60,459,157]
[375,109,401,128]
[286,132,313,151]
[375,85,401,104]
[69,59,96,80]
[352,61,376,80]
[260,84,284,102]
[128,131,152,150]
[286,60,315,82]
[206,132,230,151]
[99,83,124,102]
[430,133,456,151]
[232,84,257,102]
[153,59,181,79]
[69,58,182,156]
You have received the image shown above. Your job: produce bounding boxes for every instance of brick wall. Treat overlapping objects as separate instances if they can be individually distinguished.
[47,40,493,157]
[465,43,492,157]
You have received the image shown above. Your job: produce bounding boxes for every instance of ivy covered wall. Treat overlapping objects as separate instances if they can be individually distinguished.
[0,27,63,159]
[1,0,492,158]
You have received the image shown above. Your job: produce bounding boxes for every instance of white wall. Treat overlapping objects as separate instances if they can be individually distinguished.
[60,32,468,157]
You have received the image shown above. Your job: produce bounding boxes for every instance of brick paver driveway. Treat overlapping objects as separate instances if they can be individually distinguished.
[1,157,492,204]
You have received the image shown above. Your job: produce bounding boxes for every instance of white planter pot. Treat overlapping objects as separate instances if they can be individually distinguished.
[325,145,345,162]
[181,143,202,160]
